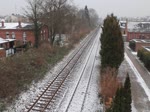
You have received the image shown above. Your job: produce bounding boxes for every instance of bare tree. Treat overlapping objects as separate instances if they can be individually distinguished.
[89,8,99,28]
[24,0,43,48]
[41,0,68,45]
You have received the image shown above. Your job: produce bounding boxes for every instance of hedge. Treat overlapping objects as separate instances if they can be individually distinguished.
[129,40,136,51]
[137,49,150,71]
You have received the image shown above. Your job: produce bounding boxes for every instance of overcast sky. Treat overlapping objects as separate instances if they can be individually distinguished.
[0,0,150,18]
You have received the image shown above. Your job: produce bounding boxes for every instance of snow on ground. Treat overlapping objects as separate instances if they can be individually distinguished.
[118,59,150,112]
[131,52,137,56]
[5,31,94,112]
[125,53,150,101]
[56,29,102,112]
[132,101,137,112]
[65,32,100,112]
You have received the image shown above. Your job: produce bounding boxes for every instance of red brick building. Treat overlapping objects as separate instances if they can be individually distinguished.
[0,21,49,46]
[126,21,150,41]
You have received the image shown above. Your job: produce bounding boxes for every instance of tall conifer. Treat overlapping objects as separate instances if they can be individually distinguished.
[100,14,124,70]
[124,73,132,112]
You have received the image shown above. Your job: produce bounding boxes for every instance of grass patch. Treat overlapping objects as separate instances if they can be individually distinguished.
[0,28,91,111]
[0,43,72,111]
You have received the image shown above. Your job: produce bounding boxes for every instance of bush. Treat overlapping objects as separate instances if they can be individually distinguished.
[137,49,150,71]
[0,42,72,111]
[129,40,136,51]
[0,27,90,110]
[100,67,121,108]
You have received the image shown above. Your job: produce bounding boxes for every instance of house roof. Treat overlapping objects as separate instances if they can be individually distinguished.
[0,22,34,29]
[128,22,150,33]
[132,39,150,43]
[0,37,15,44]
[0,38,7,44]
[0,48,4,50]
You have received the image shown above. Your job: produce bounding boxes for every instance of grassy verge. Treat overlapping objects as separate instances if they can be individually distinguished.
[0,29,91,111]
[0,43,73,111]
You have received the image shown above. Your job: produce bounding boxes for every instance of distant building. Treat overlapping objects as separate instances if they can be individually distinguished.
[127,21,150,41]
[120,21,127,41]
[5,14,29,23]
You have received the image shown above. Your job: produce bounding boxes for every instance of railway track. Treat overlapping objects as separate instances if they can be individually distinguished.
[25,28,100,112]
[64,29,100,112]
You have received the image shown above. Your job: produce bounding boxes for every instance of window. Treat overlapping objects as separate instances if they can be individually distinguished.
[12,32,15,39]
[23,32,26,44]
[6,32,9,39]
[124,30,126,34]
[44,30,46,40]
[41,31,43,40]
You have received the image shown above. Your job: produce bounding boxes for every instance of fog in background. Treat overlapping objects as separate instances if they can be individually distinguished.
[0,0,150,18]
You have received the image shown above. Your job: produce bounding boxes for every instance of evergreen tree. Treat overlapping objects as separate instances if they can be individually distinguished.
[123,73,132,112]
[107,86,124,112]
[100,14,124,70]
[107,74,132,112]
[84,6,91,27]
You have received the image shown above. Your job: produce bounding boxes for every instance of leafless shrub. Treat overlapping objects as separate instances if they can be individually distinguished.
[100,67,120,103]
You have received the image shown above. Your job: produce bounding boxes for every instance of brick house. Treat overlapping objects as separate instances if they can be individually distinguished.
[0,38,16,57]
[126,21,150,41]
[0,21,49,47]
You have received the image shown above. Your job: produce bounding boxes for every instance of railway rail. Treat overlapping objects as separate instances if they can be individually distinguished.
[64,29,100,112]
[25,28,100,112]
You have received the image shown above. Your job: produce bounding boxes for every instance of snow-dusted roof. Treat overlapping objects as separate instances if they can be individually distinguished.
[0,48,4,50]
[6,38,16,42]
[143,46,150,52]
[0,38,7,44]
[120,21,127,24]
[0,22,33,29]
[132,39,150,43]
[0,37,15,44]
[128,22,150,32]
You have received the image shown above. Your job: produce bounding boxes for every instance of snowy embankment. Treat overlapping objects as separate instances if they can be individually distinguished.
[125,53,150,101]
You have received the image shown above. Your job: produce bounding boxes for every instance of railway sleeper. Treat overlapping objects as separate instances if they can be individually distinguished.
[36,102,47,106]
[44,93,53,96]
[39,99,50,103]
[41,96,52,99]
[31,107,43,111]
[34,104,45,109]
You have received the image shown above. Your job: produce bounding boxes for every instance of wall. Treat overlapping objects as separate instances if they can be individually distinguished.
[40,25,49,41]
[0,25,49,46]
[135,42,150,52]
[0,49,6,58]
[127,32,150,41]
[0,29,35,45]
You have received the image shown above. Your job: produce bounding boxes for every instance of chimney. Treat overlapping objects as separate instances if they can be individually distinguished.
[1,21,4,27]
[18,21,22,28]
